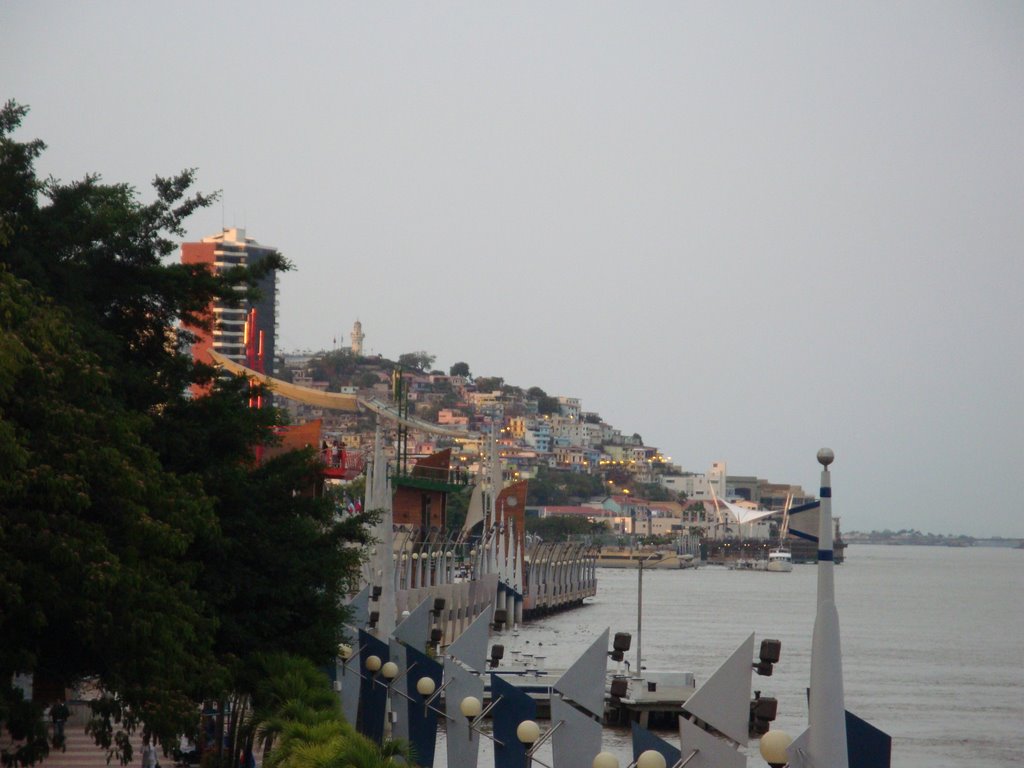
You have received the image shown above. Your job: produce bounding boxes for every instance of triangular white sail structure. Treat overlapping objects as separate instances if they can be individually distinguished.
[786,500,823,543]
[677,716,746,768]
[446,605,493,670]
[554,629,610,717]
[460,483,486,537]
[551,696,603,768]
[681,633,754,746]
[393,596,432,648]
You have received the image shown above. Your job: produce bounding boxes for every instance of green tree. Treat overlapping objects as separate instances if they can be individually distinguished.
[247,655,412,768]
[474,376,503,392]
[444,486,474,534]
[525,466,605,506]
[0,270,216,766]
[527,387,559,415]
[397,351,435,371]
[526,516,609,541]
[448,361,470,377]
[1,102,371,765]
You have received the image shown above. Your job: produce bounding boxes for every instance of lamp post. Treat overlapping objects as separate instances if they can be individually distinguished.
[460,695,482,741]
[380,661,399,738]
[517,719,541,767]
[415,676,436,697]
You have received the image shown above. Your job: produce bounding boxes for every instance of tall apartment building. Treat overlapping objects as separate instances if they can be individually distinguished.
[181,227,279,377]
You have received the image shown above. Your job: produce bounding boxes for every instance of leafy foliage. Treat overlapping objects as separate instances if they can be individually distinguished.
[525,466,606,506]
[526,386,560,415]
[246,655,412,768]
[396,351,435,371]
[474,376,503,393]
[526,516,610,541]
[0,102,370,765]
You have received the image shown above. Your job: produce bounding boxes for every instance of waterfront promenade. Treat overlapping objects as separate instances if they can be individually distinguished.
[31,705,147,768]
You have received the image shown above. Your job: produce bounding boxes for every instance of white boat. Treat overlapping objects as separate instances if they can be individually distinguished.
[765,549,794,572]
[766,493,795,572]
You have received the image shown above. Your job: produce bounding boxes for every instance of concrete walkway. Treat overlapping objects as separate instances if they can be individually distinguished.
[36,724,147,768]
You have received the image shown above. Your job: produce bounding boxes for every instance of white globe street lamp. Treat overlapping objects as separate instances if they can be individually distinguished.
[759,730,793,768]
[516,719,541,746]
[636,750,667,768]
[592,752,620,768]
[459,696,482,719]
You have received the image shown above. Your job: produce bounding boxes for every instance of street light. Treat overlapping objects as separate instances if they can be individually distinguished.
[759,730,793,768]
[459,696,482,719]
[365,655,382,673]
[635,750,666,768]
[516,719,541,746]
[592,753,619,768]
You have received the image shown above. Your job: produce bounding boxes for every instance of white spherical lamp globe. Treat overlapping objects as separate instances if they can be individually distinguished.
[338,643,352,660]
[636,750,667,768]
[460,695,483,719]
[592,753,619,768]
[759,730,793,767]
[365,655,382,673]
[381,661,399,680]
[416,676,436,696]
[516,719,541,745]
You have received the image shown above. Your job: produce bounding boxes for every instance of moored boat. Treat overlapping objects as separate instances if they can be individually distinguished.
[765,549,794,572]
[596,546,696,569]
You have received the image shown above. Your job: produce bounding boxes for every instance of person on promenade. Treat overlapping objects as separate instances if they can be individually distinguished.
[141,736,158,768]
[49,699,69,746]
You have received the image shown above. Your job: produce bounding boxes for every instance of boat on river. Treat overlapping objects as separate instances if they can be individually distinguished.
[596,546,696,569]
[765,549,794,572]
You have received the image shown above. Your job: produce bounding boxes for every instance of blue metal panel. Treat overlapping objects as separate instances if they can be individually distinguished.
[846,710,892,768]
[357,629,390,744]
[491,673,537,768]
[631,722,681,765]
[405,645,444,767]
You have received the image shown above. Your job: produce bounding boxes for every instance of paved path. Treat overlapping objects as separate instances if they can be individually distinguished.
[38,725,147,768]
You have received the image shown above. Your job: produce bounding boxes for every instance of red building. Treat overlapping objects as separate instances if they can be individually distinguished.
[181,228,278,388]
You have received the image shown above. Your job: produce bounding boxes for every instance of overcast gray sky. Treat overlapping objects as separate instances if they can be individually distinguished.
[3,2,1022,536]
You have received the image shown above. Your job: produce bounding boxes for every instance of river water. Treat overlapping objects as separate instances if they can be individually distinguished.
[435,544,1023,768]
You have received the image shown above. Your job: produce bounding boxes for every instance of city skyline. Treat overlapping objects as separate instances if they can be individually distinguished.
[2,2,1021,536]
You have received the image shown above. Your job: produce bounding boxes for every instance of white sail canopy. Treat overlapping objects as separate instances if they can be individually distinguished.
[718,498,778,525]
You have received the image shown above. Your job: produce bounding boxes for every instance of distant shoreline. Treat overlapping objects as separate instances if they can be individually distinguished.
[847,537,1022,548]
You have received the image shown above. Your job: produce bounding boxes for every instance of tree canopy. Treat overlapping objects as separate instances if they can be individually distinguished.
[397,350,435,371]
[0,101,370,766]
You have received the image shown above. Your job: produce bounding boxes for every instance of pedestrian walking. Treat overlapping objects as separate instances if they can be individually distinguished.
[141,737,158,768]
[49,699,69,745]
